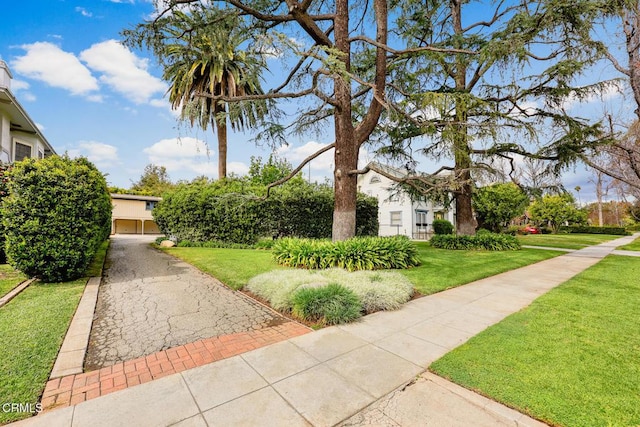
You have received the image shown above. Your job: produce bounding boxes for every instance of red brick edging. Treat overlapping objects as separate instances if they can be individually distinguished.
[41,322,310,410]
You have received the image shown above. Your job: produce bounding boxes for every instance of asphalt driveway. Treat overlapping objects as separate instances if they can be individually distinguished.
[85,235,286,370]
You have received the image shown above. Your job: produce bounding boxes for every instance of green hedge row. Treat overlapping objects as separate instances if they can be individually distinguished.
[153,182,378,244]
[559,226,630,235]
[272,236,421,271]
[430,231,521,251]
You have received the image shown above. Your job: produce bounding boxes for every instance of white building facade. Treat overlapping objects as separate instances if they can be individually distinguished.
[357,163,456,239]
[0,61,55,163]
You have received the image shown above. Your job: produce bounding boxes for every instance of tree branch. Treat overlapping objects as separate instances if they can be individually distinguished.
[264,142,336,197]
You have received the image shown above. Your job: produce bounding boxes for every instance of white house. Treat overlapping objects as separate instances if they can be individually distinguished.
[0,61,56,163]
[357,162,456,239]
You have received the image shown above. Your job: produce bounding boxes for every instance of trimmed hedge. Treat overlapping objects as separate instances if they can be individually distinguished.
[430,231,521,251]
[433,219,454,235]
[153,182,378,244]
[3,156,112,282]
[559,226,630,236]
[272,235,421,271]
[0,164,11,263]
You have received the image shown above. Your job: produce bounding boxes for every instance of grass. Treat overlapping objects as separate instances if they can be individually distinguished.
[516,233,619,250]
[0,264,27,298]
[430,255,640,427]
[0,239,109,425]
[162,242,562,296]
[619,235,640,251]
[404,243,561,295]
[163,247,281,290]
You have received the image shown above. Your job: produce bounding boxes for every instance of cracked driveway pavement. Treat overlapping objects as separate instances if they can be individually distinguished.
[85,235,286,370]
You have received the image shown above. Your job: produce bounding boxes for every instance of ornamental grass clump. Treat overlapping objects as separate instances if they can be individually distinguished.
[291,283,362,325]
[272,235,420,271]
[430,231,520,251]
[245,268,414,315]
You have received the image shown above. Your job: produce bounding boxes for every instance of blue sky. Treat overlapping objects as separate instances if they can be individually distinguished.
[0,0,338,188]
[0,0,633,203]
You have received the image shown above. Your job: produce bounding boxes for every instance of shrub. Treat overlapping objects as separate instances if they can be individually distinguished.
[559,226,630,236]
[0,164,11,263]
[433,219,454,235]
[292,283,362,325]
[430,231,520,251]
[272,235,421,271]
[153,181,378,243]
[246,268,413,316]
[3,156,112,282]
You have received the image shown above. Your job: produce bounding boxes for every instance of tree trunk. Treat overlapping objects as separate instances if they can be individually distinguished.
[331,0,358,241]
[451,0,476,235]
[215,104,227,179]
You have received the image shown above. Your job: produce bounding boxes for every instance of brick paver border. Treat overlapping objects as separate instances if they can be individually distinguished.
[41,322,310,410]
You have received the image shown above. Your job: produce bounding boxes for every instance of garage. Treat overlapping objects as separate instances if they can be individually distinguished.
[114,219,140,234]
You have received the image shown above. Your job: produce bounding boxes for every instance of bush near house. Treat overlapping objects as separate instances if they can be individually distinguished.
[0,164,11,263]
[272,235,421,271]
[153,180,378,244]
[2,156,112,282]
[430,231,521,251]
[433,219,454,235]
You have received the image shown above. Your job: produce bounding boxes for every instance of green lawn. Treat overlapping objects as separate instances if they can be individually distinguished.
[163,243,562,295]
[0,264,27,298]
[430,255,640,427]
[619,235,640,251]
[0,239,109,425]
[516,233,620,250]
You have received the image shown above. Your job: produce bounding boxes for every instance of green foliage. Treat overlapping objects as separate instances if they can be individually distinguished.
[153,180,378,244]
[433,219,454,235]
[272,236,421,271]
[130,164,174,196]
[0,164,12,263]
[247,155,302,186]
[559,226,629,235]
[430,231,521,251]
[291,283,362,325]
[2,156,112,282]
[473,183,529,233]
[529,194,587,233]
[177,240,254,249]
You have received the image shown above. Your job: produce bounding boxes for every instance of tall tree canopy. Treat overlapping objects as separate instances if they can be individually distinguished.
[125,8,268,179]
[130,0,615,239]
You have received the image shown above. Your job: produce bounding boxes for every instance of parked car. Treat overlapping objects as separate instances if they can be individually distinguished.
[522,225,540,234]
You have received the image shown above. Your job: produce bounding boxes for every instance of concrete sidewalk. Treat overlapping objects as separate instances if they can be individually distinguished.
[13,233,638,427]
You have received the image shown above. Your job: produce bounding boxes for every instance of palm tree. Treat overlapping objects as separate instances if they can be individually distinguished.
[161,9,267,179]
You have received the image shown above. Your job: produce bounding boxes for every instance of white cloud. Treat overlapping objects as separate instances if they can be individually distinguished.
[143,137,217,176]
[80,40,167,105]
[35,122,45,131]
[11,42,101,99]
[277,141,334,171]
[12,80,36,102]
[75,7,93,17]
[67,141,120,168]
[228,161,250,175]
[11,79,29,91]
[560,82,621,111]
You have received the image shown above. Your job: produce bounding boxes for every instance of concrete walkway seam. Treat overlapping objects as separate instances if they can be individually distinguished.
[0,278,37,308]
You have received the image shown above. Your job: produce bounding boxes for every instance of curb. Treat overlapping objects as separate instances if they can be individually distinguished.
[49,276,101,379]
[0,278,37,308]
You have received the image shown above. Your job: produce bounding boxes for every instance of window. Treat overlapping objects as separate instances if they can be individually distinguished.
[415,210,428,227]
[369,176,381,184]
[434,211,446,221]
[390,211,402,226]
[38,150,44,159]
[145,201,157,211]
[389,192,400,202]
[14,142,31,161]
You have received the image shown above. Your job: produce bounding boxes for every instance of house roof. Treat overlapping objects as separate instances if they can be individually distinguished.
[0,63,56,156]
[110,193,163,202]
